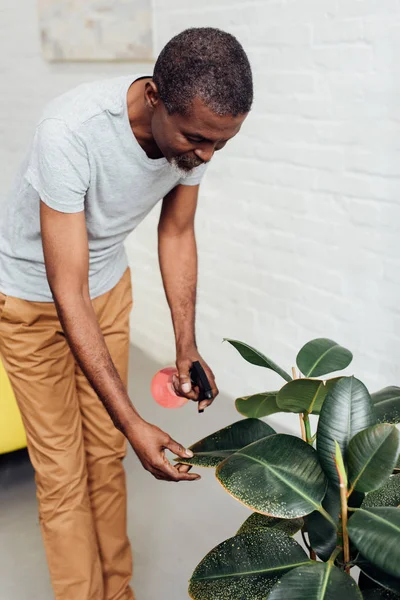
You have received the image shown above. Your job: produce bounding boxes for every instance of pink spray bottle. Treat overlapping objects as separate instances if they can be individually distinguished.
[151,361,213,413]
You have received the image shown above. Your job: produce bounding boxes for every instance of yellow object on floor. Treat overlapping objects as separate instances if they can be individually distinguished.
[0,358,26,454]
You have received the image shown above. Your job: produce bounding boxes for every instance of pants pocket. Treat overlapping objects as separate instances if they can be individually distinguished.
[0,292,9,321]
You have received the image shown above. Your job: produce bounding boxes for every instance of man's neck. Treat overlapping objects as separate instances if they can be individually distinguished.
[126,78,164,159]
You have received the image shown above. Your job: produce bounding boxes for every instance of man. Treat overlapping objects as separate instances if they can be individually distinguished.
[0,27,253,600]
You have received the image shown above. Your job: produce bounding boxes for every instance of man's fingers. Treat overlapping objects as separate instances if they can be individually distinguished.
[166,437,194,460]
[178,363,192,394]
[198,385,219,411]
[155,461,200,482]
[187,385,200,401]
[172,374,198,400]
[158,442,200,481]
[185,388,200,401]
[175,463,193,473]
[178,473,200,481]
[198,399,212,411]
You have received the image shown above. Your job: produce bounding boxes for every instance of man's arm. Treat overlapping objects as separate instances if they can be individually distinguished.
[40,201,199,482]
[158,184,218,410]
[158,184,199,353]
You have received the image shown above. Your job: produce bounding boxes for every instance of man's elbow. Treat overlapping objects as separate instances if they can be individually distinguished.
[47,273,90,308]
[158,223,195,239]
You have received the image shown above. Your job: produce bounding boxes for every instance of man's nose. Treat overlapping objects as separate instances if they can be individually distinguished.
[194,145,215,163]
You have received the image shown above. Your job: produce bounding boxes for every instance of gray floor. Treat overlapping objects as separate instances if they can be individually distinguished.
[0,345,250,600]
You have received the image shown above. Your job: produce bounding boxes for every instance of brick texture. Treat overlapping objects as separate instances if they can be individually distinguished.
[2,1,400,433]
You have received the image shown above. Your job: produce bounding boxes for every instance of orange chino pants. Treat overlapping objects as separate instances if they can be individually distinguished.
[0,268,135,600]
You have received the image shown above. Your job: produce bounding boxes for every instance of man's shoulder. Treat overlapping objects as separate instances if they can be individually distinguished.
[37,75,133,134]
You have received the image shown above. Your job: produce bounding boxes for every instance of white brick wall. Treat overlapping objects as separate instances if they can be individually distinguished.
[129,0,400,433]
[2,1,400,434]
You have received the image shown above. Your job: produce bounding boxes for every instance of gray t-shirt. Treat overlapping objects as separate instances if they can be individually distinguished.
[0,74,207,301]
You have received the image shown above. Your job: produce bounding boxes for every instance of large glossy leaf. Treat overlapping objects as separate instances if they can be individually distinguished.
[236,512,304,537]
[277,378,341,415]
[305,484,340,561]
[224,339,292,382]
[348,424,400,494]
[296,338,353,378]
[358,560,400,595]
[348,508,400,578]
[371,387,400,424]
[175,419,276,468]
[317,377,376,485]
[216,434,328,518]
[235,392,281,418]
[268,562,362,599]
[362,475,400,509]
[188,529,310,600]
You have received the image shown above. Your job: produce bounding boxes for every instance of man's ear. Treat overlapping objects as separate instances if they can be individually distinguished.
[145,81,160,110]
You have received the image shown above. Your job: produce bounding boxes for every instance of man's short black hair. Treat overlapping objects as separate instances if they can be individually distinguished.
[153,27,253,117]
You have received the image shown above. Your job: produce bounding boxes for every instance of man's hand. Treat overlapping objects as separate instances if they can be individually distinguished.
[127,419,201,482]
[40,203,200,484]
[173,347,219,412]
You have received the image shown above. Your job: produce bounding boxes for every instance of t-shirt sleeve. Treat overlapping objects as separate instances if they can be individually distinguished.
[178,161,208,186]
[24,118,90,213]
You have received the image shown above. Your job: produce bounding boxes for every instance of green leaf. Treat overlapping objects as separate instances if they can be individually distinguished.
[216,434,328,518]
[224,339,292,382]
[358,560,400,595]
[317,377,376,486]
[348,507,400,578]
[362,475,400,509]
[305,484,340,561]
[371,387,400,424]
[188,529,310,600]
[296,338,353,378]
[235,392,282,418]
[236,513,304,537]
[277,378,341,415]
[267,562,363,600]
[348,425,400,494]
[175,419,276,468]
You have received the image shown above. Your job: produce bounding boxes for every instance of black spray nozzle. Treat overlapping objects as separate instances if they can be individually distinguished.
[189,360,213,413]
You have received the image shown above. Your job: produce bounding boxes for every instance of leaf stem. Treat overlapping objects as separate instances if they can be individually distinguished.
[291,367,310,443]
[299,414,307,442]
[347,482,355,498]
[346,552,360,568]
[340,486,350,573]
[334,447,350,572]
[328,546,342,564]
[303,413,313,445]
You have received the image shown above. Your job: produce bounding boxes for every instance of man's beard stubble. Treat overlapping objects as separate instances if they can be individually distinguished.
[170,154,204,178]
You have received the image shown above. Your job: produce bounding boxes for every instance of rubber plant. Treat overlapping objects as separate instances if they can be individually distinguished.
[177,338,400,600]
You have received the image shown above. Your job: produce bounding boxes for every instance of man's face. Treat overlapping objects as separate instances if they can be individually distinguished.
[150,95,248,176]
